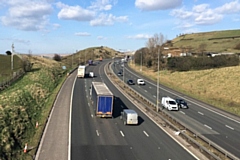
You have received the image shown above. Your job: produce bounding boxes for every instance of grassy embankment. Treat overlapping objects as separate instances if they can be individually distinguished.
[129,62,240,116]
[0,47,119,159]
[0,55,68,159]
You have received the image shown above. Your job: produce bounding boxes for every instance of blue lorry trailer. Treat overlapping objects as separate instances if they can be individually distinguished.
[91,82,114,118]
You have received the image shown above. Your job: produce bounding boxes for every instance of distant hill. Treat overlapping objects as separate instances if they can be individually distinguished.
[163,29,240,56]
[61,46,123,68]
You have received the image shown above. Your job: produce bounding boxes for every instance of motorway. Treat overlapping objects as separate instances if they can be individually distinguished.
[71,60,197,160]
[113,60,240,158]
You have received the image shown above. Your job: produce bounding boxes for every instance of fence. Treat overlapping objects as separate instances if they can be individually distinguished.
[0,69,25,91]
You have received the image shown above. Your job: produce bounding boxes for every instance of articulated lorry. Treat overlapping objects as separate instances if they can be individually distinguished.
[77,65,86,78]
[91,82,114,117]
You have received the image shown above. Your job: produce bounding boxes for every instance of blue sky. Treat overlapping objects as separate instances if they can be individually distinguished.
[0,0,240,54]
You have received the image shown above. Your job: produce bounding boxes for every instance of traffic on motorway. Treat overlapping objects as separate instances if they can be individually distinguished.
[70,59,198,160]
[112,58,240,159]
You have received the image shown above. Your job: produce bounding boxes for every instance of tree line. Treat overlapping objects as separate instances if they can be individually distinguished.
[133,33,239,72]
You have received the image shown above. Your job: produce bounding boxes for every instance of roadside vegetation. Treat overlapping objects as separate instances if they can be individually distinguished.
[0,55,67,159]
[0,47,119,159]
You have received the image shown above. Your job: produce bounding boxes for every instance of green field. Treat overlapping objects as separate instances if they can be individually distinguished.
[171,29,240,53]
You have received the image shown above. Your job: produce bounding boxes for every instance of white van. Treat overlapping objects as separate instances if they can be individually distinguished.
[120,109,138,125]
[89,72,94,78]
[137,79,145,85]
[161,97,179,111]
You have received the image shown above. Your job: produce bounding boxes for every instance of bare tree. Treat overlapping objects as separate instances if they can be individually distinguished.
[145,33,167,70]
[146,33,167,51]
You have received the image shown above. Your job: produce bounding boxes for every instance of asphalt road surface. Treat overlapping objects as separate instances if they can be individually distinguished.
[71,60,197,160]
[113,61,240,158]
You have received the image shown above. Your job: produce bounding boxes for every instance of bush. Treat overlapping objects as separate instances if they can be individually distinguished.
[167,55,239,71]
[235,43,240,50]
[53,54,61,61]
[5,51,12,55]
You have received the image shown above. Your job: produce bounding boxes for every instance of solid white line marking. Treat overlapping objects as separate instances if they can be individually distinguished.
[120,131,125,137]
[198,111,204,115]
[125,66,240,125]
[204,124,212,130]
[144,90,147,92]
[225,125,234,130]
[96,130,100,136]
[143,131,149,137]
[180,111,185,114]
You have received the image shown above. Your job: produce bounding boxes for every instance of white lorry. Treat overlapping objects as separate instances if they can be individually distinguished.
[77,65,86,78]
[161,97,179,111]
[120,109,138,125]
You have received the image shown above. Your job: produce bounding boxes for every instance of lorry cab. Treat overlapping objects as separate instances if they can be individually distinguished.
[120,109,138,125]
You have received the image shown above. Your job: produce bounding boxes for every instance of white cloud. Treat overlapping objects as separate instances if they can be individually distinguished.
[215,0,240,14]
[52,23,60,29]
[1,37,30,45]
[135,0,182,11]
[127,34,151,39]
[195,10,223,25]
[75,32,91,36]
[56,2,95,21]
[0,0,53,31]
[97,36,106,40]
[170,1,240,31]
[89,0,116,11]
[90,13,128,26]
[192,4,209,13]
[56,1,127,26]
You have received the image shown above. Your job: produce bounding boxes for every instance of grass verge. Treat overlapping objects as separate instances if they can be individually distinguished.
[129,62,240,116]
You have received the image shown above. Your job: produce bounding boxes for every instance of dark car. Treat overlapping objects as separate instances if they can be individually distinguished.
[175,99,188,109]
[127,79,135,85]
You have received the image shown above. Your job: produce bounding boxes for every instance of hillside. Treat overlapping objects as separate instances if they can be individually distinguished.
[61,46,123,68]
[0,55,66,159]
[163,29,240,56]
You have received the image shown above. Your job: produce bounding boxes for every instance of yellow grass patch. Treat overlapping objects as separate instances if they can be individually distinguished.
[129,63,240,115]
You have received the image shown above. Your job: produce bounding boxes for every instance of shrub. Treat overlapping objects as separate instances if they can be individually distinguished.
[167,55,239,71]
[53,54,61,61]
[235,43,240,50]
